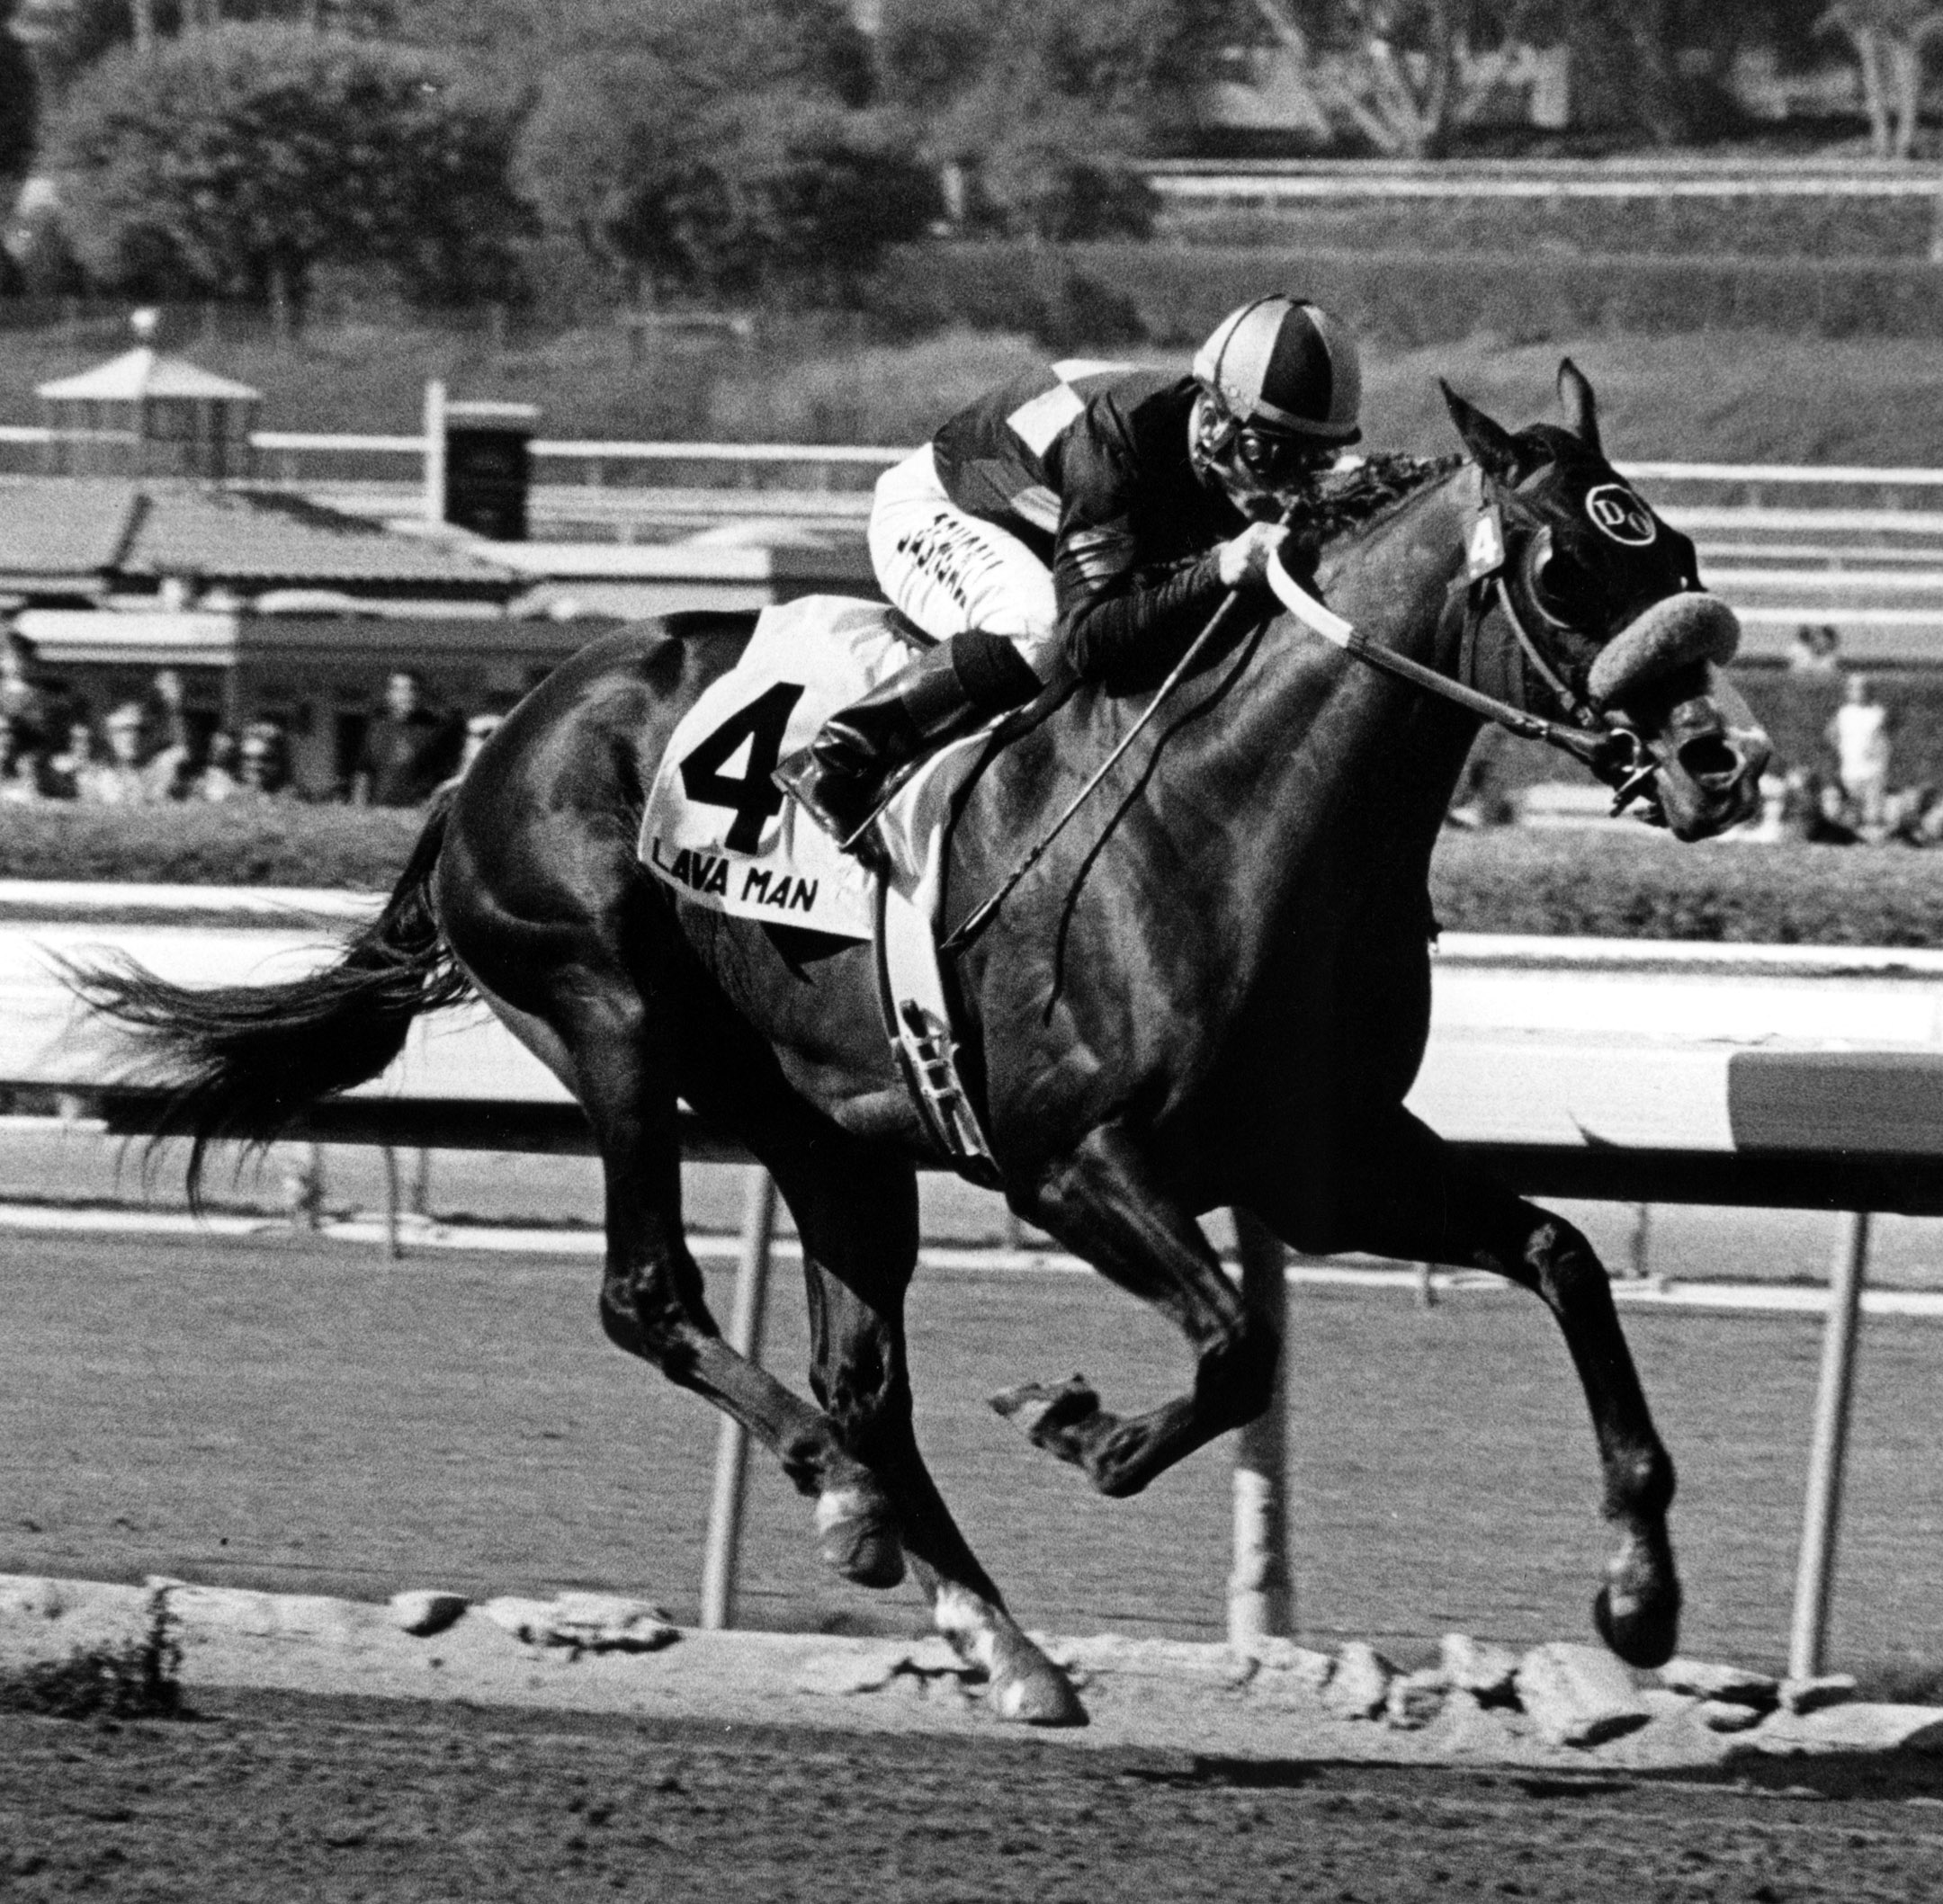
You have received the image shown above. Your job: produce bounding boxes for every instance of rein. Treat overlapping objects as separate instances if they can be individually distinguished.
[942,460,1651,956]
[1472,572,1659,813]
[1267,463,1649,794]
[1277,560,1632,781]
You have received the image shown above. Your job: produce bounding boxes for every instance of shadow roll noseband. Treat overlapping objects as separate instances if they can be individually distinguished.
[1588,592,1741,709]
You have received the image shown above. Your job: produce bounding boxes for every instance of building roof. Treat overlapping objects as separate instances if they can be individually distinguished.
[125,488,515,588]
[0,478,140,590]
[0,478,515,596]
[37,347,262,405]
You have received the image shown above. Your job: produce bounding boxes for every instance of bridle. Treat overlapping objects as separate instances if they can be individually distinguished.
[1408,464,1664,815]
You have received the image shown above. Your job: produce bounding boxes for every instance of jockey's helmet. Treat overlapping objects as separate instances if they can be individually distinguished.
[1190,296,1362,515]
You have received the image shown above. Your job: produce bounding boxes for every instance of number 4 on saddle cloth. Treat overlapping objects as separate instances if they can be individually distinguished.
[638,594,1002,1181]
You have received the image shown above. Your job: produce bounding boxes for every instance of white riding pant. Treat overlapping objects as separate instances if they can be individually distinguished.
[867,447,1061,678]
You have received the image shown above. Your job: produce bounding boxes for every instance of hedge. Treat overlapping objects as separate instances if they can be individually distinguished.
[0,803,427,890]
[4,801,1943,948]
[1160,193,1937,264]
[1430,828,1943,946]
[877,242,1943,348]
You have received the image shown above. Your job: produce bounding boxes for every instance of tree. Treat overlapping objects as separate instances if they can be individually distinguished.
[1240,2,1831,150]
[517,60,934,299]
[1818,0,1943,155]
[45,25,528,313]
[514,1,934,299]
[1247,1,1473,157]
[22,0,398,90]
[0,0,38,189]
[394,0,870,103]
[878,0,1207,236]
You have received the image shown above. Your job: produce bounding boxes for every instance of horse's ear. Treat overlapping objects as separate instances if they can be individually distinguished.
[1557,358,1602,453]
[1439,379,1522,483]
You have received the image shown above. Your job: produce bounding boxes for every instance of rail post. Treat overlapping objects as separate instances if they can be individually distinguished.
[1788,1208,1870,1680]
[698,1166,778,1630]
[422,379,446,525]
[1228,1209,1294,1647]
[379,1145,402,1261]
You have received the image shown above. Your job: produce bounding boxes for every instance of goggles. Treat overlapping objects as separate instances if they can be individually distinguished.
[1234,425,1330,491]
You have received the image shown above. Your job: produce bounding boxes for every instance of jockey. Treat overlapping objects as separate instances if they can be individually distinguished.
[775,294,1365,853]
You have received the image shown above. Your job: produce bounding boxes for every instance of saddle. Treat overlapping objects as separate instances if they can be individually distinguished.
[640,595,1045,1184]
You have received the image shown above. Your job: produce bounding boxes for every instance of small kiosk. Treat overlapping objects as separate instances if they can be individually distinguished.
[36,311,262,483]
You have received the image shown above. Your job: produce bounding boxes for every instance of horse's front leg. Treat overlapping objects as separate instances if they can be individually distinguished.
[1258,1107,1680,1669]
[998,1122,1279,1497]
[773,1140,1086,1727]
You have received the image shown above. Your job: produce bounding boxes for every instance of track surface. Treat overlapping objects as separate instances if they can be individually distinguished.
[4,1227,1941,1674]
[4,1691,1943,1902]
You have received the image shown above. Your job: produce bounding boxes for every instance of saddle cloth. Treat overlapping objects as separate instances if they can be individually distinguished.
[639,594,991,941]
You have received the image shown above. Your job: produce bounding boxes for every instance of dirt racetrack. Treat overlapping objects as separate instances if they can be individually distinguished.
[5,1688,1943,1903]
[6,1217,1943,1899]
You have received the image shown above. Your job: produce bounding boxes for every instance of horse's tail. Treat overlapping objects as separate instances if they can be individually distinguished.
[63,793,473,1205]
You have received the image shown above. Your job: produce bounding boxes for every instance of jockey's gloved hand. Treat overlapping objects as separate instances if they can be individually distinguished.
[1217,521,1293,589]
[1282,522,1325,577]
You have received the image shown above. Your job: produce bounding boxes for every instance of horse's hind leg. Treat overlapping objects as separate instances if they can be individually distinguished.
[560,991,900,1582]
[765,1137,1085,1726]
[998,1122,1278,1498]
[1257,1107,1680,1670]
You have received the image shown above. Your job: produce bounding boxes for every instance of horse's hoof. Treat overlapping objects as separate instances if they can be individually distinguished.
[989,1632,1088,1728]
[989,1376,1103,1470]
[1592,1580,1680,1669]
[815,1487,905,1590]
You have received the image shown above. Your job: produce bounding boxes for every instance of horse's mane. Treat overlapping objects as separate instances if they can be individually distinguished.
[1311,452,1466,550]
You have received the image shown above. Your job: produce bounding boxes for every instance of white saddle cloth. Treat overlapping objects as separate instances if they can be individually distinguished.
[639,594,991,940]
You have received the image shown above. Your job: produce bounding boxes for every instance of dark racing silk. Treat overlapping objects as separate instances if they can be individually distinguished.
[929,363,1267,683]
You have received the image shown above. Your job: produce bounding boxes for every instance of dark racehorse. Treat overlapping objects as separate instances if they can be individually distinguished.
[73,367,1768,1725]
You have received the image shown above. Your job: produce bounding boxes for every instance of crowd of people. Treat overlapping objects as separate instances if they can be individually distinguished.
[1,632,502,809]
[1750,635,1915,846]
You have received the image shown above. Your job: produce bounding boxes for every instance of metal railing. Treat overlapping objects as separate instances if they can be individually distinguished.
[14,421,1943,508]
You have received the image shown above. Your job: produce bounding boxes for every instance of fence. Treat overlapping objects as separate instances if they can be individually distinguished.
[4,906,1941,1676]
[20,418,1943,514]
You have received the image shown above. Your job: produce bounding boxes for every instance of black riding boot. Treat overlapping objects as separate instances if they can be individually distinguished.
[774,630,1042,854]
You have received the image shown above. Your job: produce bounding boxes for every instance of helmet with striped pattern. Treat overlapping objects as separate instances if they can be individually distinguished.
[1190,296,1362,516]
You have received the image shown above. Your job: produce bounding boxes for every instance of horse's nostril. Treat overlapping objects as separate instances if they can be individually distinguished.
[1677,733,1739,787]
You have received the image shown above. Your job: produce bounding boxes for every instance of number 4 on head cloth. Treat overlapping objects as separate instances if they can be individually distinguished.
[677,682,805,854]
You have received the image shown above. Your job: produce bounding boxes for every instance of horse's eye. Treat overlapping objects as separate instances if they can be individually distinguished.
[1527,535,1592,626]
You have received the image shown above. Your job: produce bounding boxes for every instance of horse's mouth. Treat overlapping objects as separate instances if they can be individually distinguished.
[1589,595,1767,842]
[1635,682,1770,843]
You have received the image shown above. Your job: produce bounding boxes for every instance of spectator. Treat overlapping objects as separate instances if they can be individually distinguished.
[82,701,179,803]
[1883,782,1939,846]
[197,729,242,802]
[1,627,51,762]
[42,713,97,801]
[459,708,504,775]
[1787,623,1841,675]
[1771,765,1858,845]
[237,720,293,800]
[140,666,198,789]
[1826,673,1894,836]
[1446,747,1515,829]
[0,721,44,801]
[1912,788,1943,848]
[352,669,461,807]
